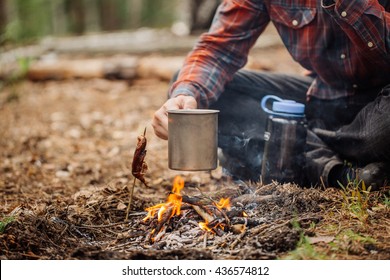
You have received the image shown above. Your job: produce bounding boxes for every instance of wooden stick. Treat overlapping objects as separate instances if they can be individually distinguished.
[192,205,214,223]
[75,221,129,229]
[203,232,208,248]
[125,177,137,221]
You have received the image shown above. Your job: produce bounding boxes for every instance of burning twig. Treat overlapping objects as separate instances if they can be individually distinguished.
[155,207,175,235]
[192,205,226,236]
[214,198,232,228]
[181,195,203,205]
[192,205,214,224]
[143,176,185,241]
[152,225,167,243]
[126,127,148,221]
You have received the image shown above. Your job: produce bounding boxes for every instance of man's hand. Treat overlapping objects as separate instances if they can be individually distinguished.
[152,95,197,140]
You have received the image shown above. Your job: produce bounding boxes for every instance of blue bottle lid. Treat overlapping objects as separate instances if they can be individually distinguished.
[261,95,305,117]
[273,100,305,115]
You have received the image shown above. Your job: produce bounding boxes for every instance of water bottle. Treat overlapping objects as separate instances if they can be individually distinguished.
[260,95,307,185]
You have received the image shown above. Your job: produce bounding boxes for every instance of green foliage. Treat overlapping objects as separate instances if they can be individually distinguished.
[2,19,22,44]
[282,219,328,260]
[338,175,371,223]
[0,216,14,234]
[383,191,390,207]
[1,57,32,102]
[340,229,376,244]
[283,235,328,260]
[2,0,178,43]
[141,0,176,28]
[327,229,376,255]
[4,0,52,43]
[4,57,32,85]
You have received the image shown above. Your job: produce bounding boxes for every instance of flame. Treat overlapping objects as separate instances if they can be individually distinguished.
[198,221,225,233]
[242,211,248,217]
[143,175,184,223]
[198,222,213,232]
[172,175,184,194]
[143,202,165,222]
[215,197,231,210]
[144,175,233,237]
[196,198,231,233]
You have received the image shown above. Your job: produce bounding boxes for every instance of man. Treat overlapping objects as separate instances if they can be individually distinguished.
[152,0,390,189]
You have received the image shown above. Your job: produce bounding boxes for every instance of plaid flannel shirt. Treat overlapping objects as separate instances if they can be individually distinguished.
[170,0,390,108]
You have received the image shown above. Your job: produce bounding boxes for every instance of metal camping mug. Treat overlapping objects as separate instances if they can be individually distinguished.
[168,109,219,171]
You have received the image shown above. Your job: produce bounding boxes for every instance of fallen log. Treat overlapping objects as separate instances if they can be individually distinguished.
[136,56,184,81]
[27,56,138,81]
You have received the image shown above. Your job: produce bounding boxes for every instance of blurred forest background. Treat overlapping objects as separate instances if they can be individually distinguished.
[0,0,220,45]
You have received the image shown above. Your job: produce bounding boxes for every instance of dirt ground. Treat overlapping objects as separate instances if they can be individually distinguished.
[0,47,389,260]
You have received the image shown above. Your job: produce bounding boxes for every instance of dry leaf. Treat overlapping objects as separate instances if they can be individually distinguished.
[308,236,335,244]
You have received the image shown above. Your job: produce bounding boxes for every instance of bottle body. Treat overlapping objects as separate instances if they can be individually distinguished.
[261,115,307,185]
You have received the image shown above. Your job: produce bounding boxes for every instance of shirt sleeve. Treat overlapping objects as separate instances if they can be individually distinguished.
[169,0,270,108]
[321,0,390,58]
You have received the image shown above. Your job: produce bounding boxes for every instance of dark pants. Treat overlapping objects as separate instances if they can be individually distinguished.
[208,69,390,186]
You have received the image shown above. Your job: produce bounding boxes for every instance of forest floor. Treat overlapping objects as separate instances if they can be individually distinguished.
[0,45,389,260]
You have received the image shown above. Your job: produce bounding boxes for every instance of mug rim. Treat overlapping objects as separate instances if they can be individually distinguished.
[167,109,219,114]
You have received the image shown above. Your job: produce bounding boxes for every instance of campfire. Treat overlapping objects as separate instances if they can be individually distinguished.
[141,175,247,242]
[128,129,268,245]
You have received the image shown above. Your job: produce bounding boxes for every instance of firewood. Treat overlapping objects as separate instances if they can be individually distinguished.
[191,205,214,223]
[230,217,265,227]
[181,195,202,205]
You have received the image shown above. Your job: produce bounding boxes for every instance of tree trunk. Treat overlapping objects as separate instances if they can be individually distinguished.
[98,0,119,31]
[0,0,6,35]
[66,0,86,34]
[51,0,67,35]
[128,0,142,29]
[84,0,100,32]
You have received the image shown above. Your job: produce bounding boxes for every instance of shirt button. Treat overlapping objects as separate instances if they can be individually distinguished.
[341,11,347,17]
[367,41,374,48]
[292,20,298,26]
[340,54,346,59]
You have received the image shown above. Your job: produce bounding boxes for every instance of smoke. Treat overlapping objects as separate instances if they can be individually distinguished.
[218,128,264,181]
